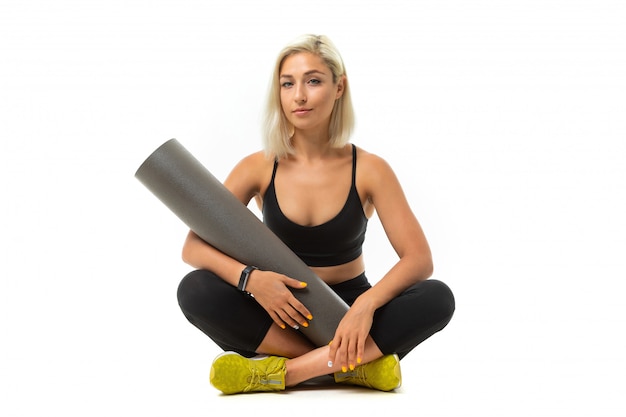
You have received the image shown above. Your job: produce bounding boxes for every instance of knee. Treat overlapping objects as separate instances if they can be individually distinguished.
[426,279,456,323]
[177,269,216,312]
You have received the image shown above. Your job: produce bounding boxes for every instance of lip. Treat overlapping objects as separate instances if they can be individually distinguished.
[293,108,312,115]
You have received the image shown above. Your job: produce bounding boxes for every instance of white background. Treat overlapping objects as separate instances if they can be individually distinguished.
[1,0,624,416]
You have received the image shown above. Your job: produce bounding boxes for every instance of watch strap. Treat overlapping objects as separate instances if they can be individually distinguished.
[238,265,258,293]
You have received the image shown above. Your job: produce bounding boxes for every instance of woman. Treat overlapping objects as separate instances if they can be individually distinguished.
[177,34,455,394]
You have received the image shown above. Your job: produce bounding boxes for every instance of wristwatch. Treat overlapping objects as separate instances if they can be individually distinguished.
[238,265,258,294]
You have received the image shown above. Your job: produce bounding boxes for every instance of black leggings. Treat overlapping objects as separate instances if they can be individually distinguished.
[177,270,455,359]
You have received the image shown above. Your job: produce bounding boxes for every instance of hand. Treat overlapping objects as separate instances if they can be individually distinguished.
[328,301,374,372]
[245,269,313,330]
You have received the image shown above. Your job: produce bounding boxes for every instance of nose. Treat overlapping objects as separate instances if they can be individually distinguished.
[294,83,306,103]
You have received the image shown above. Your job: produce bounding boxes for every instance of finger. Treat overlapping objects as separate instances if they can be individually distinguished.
[282,302,306,327]
[356,337,365,367]
[278,305,308,330]
[269,311,287,330]
[327,340,335,367]
[287,297,313,323]
[347,338,357,371]
[329,337,344,367]
[281,278,313,321]
[337,340,348,373]
[285,277,308,290]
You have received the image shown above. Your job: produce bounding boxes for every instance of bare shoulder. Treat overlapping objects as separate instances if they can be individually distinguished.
[225,150,275,202]
[355,146,397,184]
[354,145,408,210]
[231,150,272,174]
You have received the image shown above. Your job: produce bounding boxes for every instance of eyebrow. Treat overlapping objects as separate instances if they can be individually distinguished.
[280,69,327,79]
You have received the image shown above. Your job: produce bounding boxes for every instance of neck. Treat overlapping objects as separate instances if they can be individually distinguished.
[290,129,333,160]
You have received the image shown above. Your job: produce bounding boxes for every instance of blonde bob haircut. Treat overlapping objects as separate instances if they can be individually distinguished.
[262,34,355,158]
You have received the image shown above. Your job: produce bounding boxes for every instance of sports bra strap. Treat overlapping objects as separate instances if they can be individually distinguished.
[351,144,357,186]
[270,158,278,182]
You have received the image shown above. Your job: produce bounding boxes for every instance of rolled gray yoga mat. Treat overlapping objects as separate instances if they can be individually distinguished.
[135,138,349,346]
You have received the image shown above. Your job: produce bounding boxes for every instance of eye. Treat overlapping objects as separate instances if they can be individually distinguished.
[308,79,321,85]
[281,81,293,88]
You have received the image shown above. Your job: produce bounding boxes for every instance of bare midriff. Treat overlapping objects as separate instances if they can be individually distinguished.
[310,254,366,286]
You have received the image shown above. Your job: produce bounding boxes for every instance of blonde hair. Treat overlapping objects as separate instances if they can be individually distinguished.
[262,34,355,158]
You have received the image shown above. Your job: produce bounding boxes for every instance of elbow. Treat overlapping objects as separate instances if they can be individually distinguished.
[422,257,434,280]
[181,246,190,265]
[426,261,434,280]
[181,246,191,266]
[415,251,434,281]
[400,251,433,281]
[181,230,200,266]
[181,239,195,266]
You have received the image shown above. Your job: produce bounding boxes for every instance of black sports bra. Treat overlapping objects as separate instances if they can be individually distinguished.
[262,145,368,267]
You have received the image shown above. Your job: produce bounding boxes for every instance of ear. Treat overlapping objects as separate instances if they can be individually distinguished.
[335,75,346,100]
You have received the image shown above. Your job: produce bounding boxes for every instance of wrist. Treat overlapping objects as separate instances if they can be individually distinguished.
[352,293,378,314]
[237,265,258,294]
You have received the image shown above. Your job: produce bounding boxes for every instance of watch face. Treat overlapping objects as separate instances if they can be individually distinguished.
[239,266,255,291]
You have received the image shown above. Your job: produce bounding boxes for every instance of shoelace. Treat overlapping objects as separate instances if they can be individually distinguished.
[337,366,370,386]
[246,366,282,390]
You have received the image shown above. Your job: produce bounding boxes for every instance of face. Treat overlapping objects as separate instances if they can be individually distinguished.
[279,52,345,135]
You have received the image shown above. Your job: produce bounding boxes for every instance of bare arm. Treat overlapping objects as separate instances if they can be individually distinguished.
[354,152,433,312]
[180,152,312,329]
[330,150,433,368]
[180,153,262,285]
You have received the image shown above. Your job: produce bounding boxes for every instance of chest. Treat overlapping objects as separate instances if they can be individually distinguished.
[273,160,354,227]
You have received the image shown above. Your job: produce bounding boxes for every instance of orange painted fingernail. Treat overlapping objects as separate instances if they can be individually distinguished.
[307,314,313,320]
[357,357,362,364]
[349,364,355,371]
[341,366,347,373]
[300,282,307,287]
[301,322,308,328]
[280,324,286,330]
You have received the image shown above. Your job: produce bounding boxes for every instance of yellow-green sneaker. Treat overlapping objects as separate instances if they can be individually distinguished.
[209,352,287,394]
[334,354,401,391]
